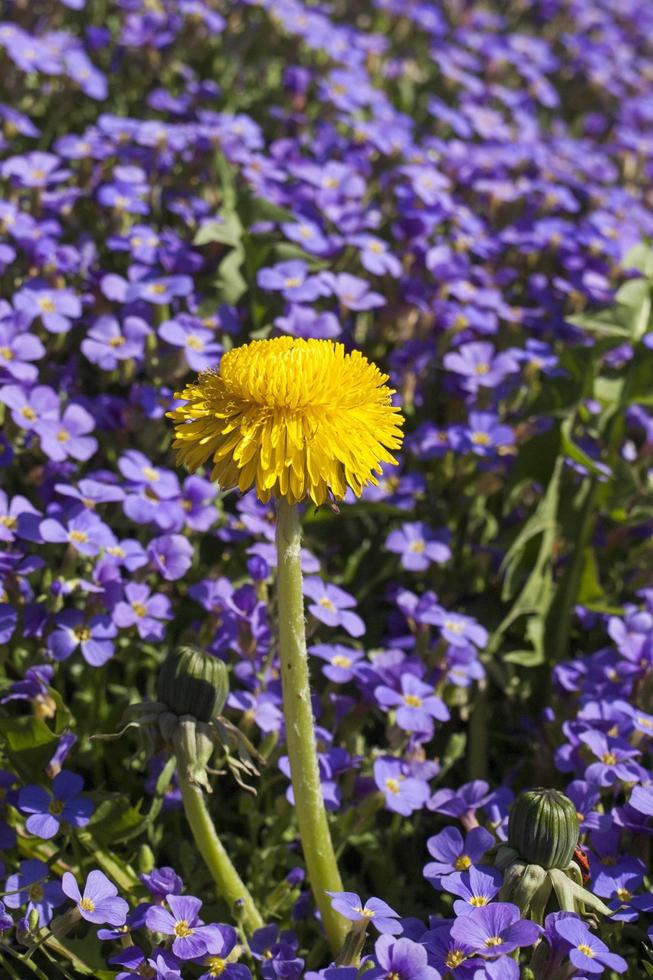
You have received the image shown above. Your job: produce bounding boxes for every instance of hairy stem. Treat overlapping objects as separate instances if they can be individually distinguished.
[177,767,263,935]
[275,499,347,954]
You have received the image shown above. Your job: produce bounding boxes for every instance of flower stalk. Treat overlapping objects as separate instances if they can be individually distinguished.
[176,766,263,935]
[275,498,347,954]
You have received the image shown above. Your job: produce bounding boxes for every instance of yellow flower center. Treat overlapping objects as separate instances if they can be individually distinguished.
[601,752,617,765]
[21,406,37,420]
[38,297,56,313]
[0,515,16,528]
[469,895,489,906]
[485,936,503,947]
[49,799,65,815]
[471,432,491,445]
[174,920,194,938]
[454,854,472,871]
[385,778,401,794]
[131,601,147,617]
[29,883,44,901]
[637,716,653,729]
[0,346,12,360]
[474,363,490,375]
[369,241,384,253]
[186,334,204,351]
[355,906,375,918]
[577,944,594,957]
[284,277,302,288]
[148,283,168,295]
[616,888,632,902]
[74,626,91,643]
[445,950,466,969]
[408,539,425,553]
[80,897,95,912]
[207,957,227,976]
[109,335,126,348]
[69,530,88,543]
[142,466,159,481]
[319,597,337,613]
[168,337,403,507]
[107,546,125,557]
[444,619,464,634]
[404,693,422,708]
[332,655,352,668]
[57,429,70,442]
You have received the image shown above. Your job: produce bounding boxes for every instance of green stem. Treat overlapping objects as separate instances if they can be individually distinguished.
[176,768,263,935]
[275,499,347,955]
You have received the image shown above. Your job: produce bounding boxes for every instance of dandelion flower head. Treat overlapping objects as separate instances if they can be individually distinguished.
[167,337,404,505]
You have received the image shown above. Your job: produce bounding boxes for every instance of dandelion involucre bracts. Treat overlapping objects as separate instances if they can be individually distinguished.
[168,337,404,505]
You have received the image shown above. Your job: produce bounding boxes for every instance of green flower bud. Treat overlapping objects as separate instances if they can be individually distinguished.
[508,788,579,870]
[157,646,229,723]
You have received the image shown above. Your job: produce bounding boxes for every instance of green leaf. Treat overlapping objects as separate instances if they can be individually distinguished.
[194,212,243,248]
[216,246,247,304]
[622,242,653,277]
[560,424,610,478]
[88,795,145,845]
[0,715,59,780]
[576,548,603,604]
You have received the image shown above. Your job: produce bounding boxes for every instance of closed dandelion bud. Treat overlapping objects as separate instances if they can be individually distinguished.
[508,788,579,870]
[157,646,229,723]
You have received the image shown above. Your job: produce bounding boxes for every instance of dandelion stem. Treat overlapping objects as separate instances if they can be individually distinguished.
[275,499,347,954]
[176,767,263,935]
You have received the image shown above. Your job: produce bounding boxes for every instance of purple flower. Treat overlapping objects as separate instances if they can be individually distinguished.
[375,674,449,735]
[421,607,488,649]
[18,770,94,839]
[5,859,65,926]
[62,870,128,926]
[0,383,59,429]
[578,730,642,786]
[82,315,150,370]
[303,578,365,637]
[112,583,172,640]
[452,414,515,457]
[140,867,184,900]
[0,490,40,542]
[47,610,117,667]
[327,892,402,935]
[275,305,341,339]
[385,522,451,572]
[258,261,328,303]
[320,272,385,310]
[350,235,402,278]
[109,945,182,980]
[310,643,364,683]
[127,276,194,305]
[366,935,441,980]
[428,781,492,829]
[158,319,222,372]
[145,894,223,960]
[40,509,113,556]
[2,152,70,188]
[554,916,627,974]
[373,758,430,816]
[37,404,97,463]
[443,342,519,393]
[14,287,81,334]
[147,534,194,580]
[441,867,502,915]
[424,826,495,881]
[449,903,540,957]
[0,323,44,381]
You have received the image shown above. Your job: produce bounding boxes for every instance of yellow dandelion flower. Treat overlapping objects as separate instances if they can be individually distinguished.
[167,336,404,506]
